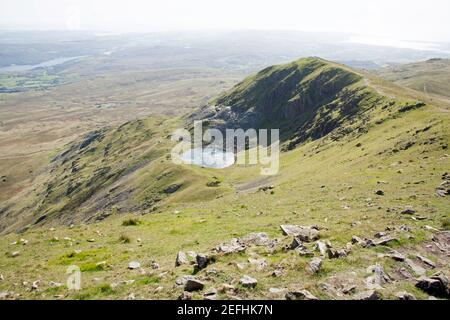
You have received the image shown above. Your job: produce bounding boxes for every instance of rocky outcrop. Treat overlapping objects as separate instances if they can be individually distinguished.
[279,225,320,242]
[415,272,450,298]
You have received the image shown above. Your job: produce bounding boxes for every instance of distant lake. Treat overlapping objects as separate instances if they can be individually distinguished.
[0,56,85,73]
[181,147,235,169]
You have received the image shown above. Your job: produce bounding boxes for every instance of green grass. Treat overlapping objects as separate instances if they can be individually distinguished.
[0,72,78,92]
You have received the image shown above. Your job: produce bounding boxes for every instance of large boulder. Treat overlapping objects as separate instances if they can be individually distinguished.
[280,225,319,242]
[239,233,274,246]
[195,254,210,270]
[405,258,426,276]
[184,278,205,292]
[213,232,276,255]
[415,272,450,298]
[214,238,246,254]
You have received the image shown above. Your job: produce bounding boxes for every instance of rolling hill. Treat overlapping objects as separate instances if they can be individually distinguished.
[375,58,450,99]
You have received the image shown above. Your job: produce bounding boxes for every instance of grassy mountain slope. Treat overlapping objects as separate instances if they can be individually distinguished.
[375,58,450,99]
[0,57,449,300]
[0,117,232,233]
[192,58,429,149]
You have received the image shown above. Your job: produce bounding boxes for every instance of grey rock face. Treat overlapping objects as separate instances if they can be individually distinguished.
[175,251,189,267]
[128,261,140,269]
[285,289,319,300]
[415,272,450,298]
[306,257,322,274]
[196,254,209,270]
[354,290,382,300]
[280,225,319,242]
[184,278,205,292]
[240,275,257,288]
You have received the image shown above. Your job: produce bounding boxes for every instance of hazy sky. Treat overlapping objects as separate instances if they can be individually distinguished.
[1,0,450,42]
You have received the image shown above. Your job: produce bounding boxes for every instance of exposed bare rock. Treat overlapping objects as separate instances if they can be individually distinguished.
[306,257,322,274]
[184,278,205,292]
[432,231,450,254]
[268,288,287,298]
[248,258,268,271]
[382,250,406,262]
[415,272,450,298]
[178,291,193,300]
[203,288,217,300]
[31,281,39,291]
[351,236,364,245]
[341,284,357,295]
[416,255,436,268]
[296,245,314,257]
[398,267,413,279]
[214,232,275,256]
[424,225,439,232]
[373,235,398,246]
[259,185,274,192]
[175,251,189,267]
[285,289,319,300]
[396,291,416,300]
[374,232,387,238]
[128,261,140,270]
[401,207,416,215]
[0,291,12,300]
[354,290,382,300]
[234,262,247,270]
[239,232,274,247]
[9,251,20,258]
[351,236,374,247]
[315,241,328,257]
[218,284,236,294]
[271,269,284,277]
[205,268,218,277]
[289,237,303,250]
[326,241,349,259]
[280,225,319,242]
[215,238,246,254]
[195,253,210,270]
[366,264,391,289]
[435,174,450,197]
[175,275,196,286]
[240,275,257,288]
[405,258,426,276]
